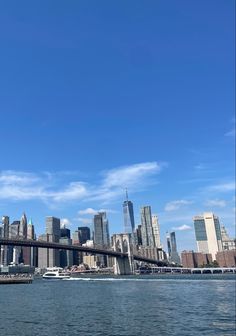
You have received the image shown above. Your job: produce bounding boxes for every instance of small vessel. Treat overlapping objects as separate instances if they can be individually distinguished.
[42,271,70,280]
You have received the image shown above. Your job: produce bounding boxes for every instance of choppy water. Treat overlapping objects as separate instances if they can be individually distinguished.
[0,274,235,336]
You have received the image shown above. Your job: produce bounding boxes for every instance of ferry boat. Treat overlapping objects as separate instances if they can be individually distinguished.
[42,270,70,280]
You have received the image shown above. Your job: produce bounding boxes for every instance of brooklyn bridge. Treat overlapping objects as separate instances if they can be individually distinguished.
[0,237,167,275]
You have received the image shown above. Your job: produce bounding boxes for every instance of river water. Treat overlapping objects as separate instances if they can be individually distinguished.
[0,274,235,336]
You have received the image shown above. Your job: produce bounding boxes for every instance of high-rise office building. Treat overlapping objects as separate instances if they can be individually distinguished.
[23,218,35,266]
[78,227,90,245]
[140,206,155,247]
[10,221,20,238]
[123,192,135,233]
[166,231,180,264]
[59,237,73,267]
[194,212,223,260]
[94,212,110,248]
[60,228,71,239]
[19,213,27,238]
[151,215,161,248]
[46,216,61,242]
[38,217,61,268]
[93,212,110,267]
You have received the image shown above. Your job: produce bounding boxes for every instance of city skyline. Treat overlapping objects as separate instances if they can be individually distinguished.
[0,1,235,251]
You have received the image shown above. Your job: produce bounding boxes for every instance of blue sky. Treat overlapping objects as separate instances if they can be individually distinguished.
[0,1,235,251]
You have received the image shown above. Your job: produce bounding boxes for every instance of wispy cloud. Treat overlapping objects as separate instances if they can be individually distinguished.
[164,200,193,212]
[172,224,192,231]
[207,182,235,193]
[0,161,166,205]
[225,129,235,137]
[204,199,226,208]
[78,208,116,215]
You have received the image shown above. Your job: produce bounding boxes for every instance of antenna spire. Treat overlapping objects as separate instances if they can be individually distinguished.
[125,188,129,201]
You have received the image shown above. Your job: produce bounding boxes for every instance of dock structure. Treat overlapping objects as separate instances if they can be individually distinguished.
[0,276,33,285]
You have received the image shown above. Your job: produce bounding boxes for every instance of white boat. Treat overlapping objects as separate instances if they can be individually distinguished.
[42,271,71,280]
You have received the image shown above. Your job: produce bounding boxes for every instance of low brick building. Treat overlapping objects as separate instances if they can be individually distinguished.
[181,251,212,268]
[216,250,236,267]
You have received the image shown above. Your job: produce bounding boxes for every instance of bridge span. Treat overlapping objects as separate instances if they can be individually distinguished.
[0,238,166,273]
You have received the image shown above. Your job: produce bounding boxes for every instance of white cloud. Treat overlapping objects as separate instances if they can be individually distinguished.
[208,182,235,193]
[60,218,71,228]
[205,199,226,208]
[78,208,116,215]
[164,200,193,212]
[78,208,98,215]
[0,162,166,205]
[103,162,165,188]
[172,224,192,231]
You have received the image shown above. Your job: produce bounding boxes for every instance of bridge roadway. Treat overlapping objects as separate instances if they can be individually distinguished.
[0,238,166,266]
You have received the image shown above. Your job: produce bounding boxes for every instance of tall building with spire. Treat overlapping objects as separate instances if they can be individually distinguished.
[19,212,27,238]
[123,190,135,233]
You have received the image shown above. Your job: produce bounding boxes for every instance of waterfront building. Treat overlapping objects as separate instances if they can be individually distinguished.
[216,250,236,267]
[78,226,90,245]
[193,212,223,260]
[151,215,161,248]
[140,206,155,247]
[123,193,135,233]
[38,233,60,268]
[166,232,180,264]
[220,226,236,251]
[181,250,213,268]
[38,217,61,268]
[138,246,164,261]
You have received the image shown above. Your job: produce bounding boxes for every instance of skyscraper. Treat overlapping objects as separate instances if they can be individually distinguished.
[140,206,155,247]
[151,215,161,248]
[93,212,110,267]
[46,216,60,242]
[194,212,223,260]
[123,192,135,233]
[38,217,61,268]
[93,212,110,248]
[77,227,90,245]
[166,231,180,264]
[19,213,27,238]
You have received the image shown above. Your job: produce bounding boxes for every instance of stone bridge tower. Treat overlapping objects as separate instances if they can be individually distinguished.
[112,233,134,275]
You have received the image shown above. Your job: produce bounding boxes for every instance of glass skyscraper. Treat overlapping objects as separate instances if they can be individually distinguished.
[123,200,135,233]
[93,212,110,248]
[140,206,155,247]
[166,231,180,264]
